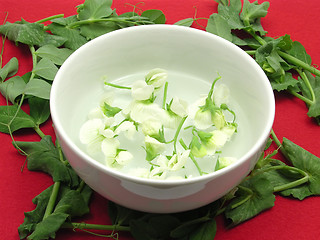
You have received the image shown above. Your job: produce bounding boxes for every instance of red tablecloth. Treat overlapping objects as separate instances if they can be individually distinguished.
[1,0,320,239]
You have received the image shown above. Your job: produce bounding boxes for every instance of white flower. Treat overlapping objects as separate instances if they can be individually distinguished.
[213,84,230,107]
[131,80,154,101]
[114,120,136,139]
[144,135,166,160]
[212,110,226,130]
[140,117,163,136]
[216,157,237,170]
[124,101,167,124]
[202,126,235,155]
[101,137,120,165]
[79,118,115,155]
[145,68,168,89]
[188,96,213,130]
[153,154,169,168]
[101,138,133,167]
[149,166,167,179]
[170,97,188,117]
[168,150,190,171]
[115,151,133,166]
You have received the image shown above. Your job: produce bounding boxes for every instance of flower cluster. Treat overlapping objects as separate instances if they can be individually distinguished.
[79,68,238,180]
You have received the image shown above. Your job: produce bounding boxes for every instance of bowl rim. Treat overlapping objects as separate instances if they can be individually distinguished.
[50,24,275,186]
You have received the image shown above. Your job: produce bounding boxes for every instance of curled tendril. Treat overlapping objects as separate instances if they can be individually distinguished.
[124,2,145,15]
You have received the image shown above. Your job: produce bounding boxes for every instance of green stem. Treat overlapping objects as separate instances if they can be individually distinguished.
[255,165,309,192]
[43,181,61,219]
[56,139,69,165]
[68,17,153,29]
[29,45,37,81]
[62,222,131,232]
[296,68,315,104]
[162,81,168,109]
[179,138,203,176]
[270,129,289,160]
[288,89,313,106]
[34,125,46,138]
[277,50,320,77]
[36,14,64,24]
[173,116,187,153]
[229,185,253,209]
[104,82,131,90]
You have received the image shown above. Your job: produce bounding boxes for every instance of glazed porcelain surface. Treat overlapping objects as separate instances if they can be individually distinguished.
[50,25,275,213]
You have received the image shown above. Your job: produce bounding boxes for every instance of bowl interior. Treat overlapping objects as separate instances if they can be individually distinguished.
[51,25,274,182]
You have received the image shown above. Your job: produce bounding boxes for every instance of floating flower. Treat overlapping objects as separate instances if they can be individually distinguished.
[216,157,237,170]
[114,120,136,140]
[145,68,168,89]
[189,135,207,158]
[131,80,155,101]
[140,117,163,137]
[169,97,188,117]
[168,150,190,171]
[101,138,132,167]
[79,118,115,155]
[213,83,230,107]
[123,101,167,124]
[198,125,236,155]
[144,135,166,161]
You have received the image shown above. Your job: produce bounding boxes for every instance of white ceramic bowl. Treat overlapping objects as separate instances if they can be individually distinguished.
[50,25,275,213]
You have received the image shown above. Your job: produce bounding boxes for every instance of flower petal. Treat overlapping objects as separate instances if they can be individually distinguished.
[116,151,133,166]
[170,97,188,117]
[131,80,154,100]
[213,84,230,107]
[145,68,168,88]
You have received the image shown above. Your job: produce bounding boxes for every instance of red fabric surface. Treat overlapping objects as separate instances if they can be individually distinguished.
[1,0,320,239]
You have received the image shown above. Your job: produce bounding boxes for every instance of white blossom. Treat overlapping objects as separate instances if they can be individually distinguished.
[213,84,230,107]
[145,68,168,89]
[79,118,115,155]
[168,150,190,171]
[114,120,136,139]
[170,97,188,117]
[131,80,154,101]
[216,157,237,170]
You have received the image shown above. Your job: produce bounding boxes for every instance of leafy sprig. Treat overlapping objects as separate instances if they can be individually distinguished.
[206,0,320,124]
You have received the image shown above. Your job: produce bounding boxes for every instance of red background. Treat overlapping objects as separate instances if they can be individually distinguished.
[1,0,320,239]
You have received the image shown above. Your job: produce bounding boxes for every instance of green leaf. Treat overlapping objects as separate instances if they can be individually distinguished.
[48,16,88,50]
[280,138,320,199]
[28,97,50,125]
[225,174,275,225]
[32,58,58,81]
[141,9,166,24]
[174,18,194,27]
[287,41,312,65]
[102,102,121,117]
[0,76,26,103]
[77,0,113,20]
[298,72,320,120]
[0,20,45,46]
[217,0,244,29]
[0,105,36,133]
[18,185,53,239]
[24,78,52,99]
[35,45,73,65]
[79,21,119,40]
[206,13,233,42]
[271,72,298,92]
[0,57,19,81]
[14,136,80,187]
[189,220,217,240]
[19,183,92,240]
[240,0,269,24]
